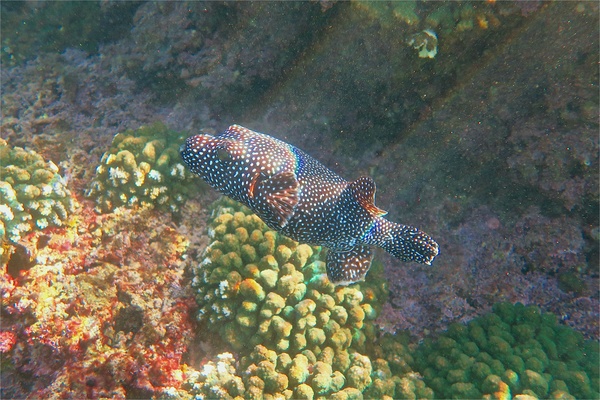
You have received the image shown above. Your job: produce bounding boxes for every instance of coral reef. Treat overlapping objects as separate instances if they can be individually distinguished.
[1,204,195,399]
[183,197,428,398]
[1,1,598,398]
[183,212,599,400]
[410,302,599,399]
[87,123,199,213]
[0,138,75,244]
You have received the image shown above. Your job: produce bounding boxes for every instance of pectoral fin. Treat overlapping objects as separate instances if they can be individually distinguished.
[251,171,299,228]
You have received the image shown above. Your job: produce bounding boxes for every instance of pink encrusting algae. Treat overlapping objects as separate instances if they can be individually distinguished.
[1,196,197,398]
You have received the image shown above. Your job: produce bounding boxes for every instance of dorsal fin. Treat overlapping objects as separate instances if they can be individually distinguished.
[250,171,299,228]
[348,176,387,216]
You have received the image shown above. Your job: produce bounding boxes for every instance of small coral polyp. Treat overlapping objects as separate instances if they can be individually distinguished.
[0,138,75,244]
[87,122,198,213]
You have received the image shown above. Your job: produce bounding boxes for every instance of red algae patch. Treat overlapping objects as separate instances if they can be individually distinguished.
[0,200,197,398]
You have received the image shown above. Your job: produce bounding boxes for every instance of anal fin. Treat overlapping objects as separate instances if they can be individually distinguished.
[326,245,374,286]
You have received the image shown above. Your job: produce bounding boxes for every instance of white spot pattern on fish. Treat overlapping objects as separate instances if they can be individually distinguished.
[181,125,439,285]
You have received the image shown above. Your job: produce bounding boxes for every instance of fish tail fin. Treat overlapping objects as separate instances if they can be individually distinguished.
[367,218,439,265]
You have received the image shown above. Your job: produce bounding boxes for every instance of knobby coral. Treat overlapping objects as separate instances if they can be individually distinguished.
[182,197,431,399]
[0,138,75,245]
[87,122,199,213]
[411,302,599,399]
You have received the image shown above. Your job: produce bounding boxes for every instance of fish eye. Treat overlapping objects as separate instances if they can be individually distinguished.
[217,148,232,162]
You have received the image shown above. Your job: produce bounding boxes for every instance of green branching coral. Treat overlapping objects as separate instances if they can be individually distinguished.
[87,122,198,213]
[0,138,75,243]
[411,302,599,399]
[186,197,404,398]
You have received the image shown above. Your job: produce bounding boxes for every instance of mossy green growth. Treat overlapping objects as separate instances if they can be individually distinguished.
[0,138,75,244]
[87,122,199,213]
[187,196,403,398]
[411,302,599,399]
[353,0,419,27]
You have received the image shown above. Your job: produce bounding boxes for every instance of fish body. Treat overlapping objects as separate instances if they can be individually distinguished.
[181,125,438,285]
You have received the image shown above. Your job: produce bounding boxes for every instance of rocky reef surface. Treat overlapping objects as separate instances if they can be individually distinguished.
[1,1,598,398]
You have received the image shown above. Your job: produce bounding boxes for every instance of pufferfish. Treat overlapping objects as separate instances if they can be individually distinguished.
[181,125,439,285]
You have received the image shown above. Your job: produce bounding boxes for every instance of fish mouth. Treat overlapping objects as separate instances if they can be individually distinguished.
[180,135,194,153]
[180,135,202,156]
[180,136,196,162]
